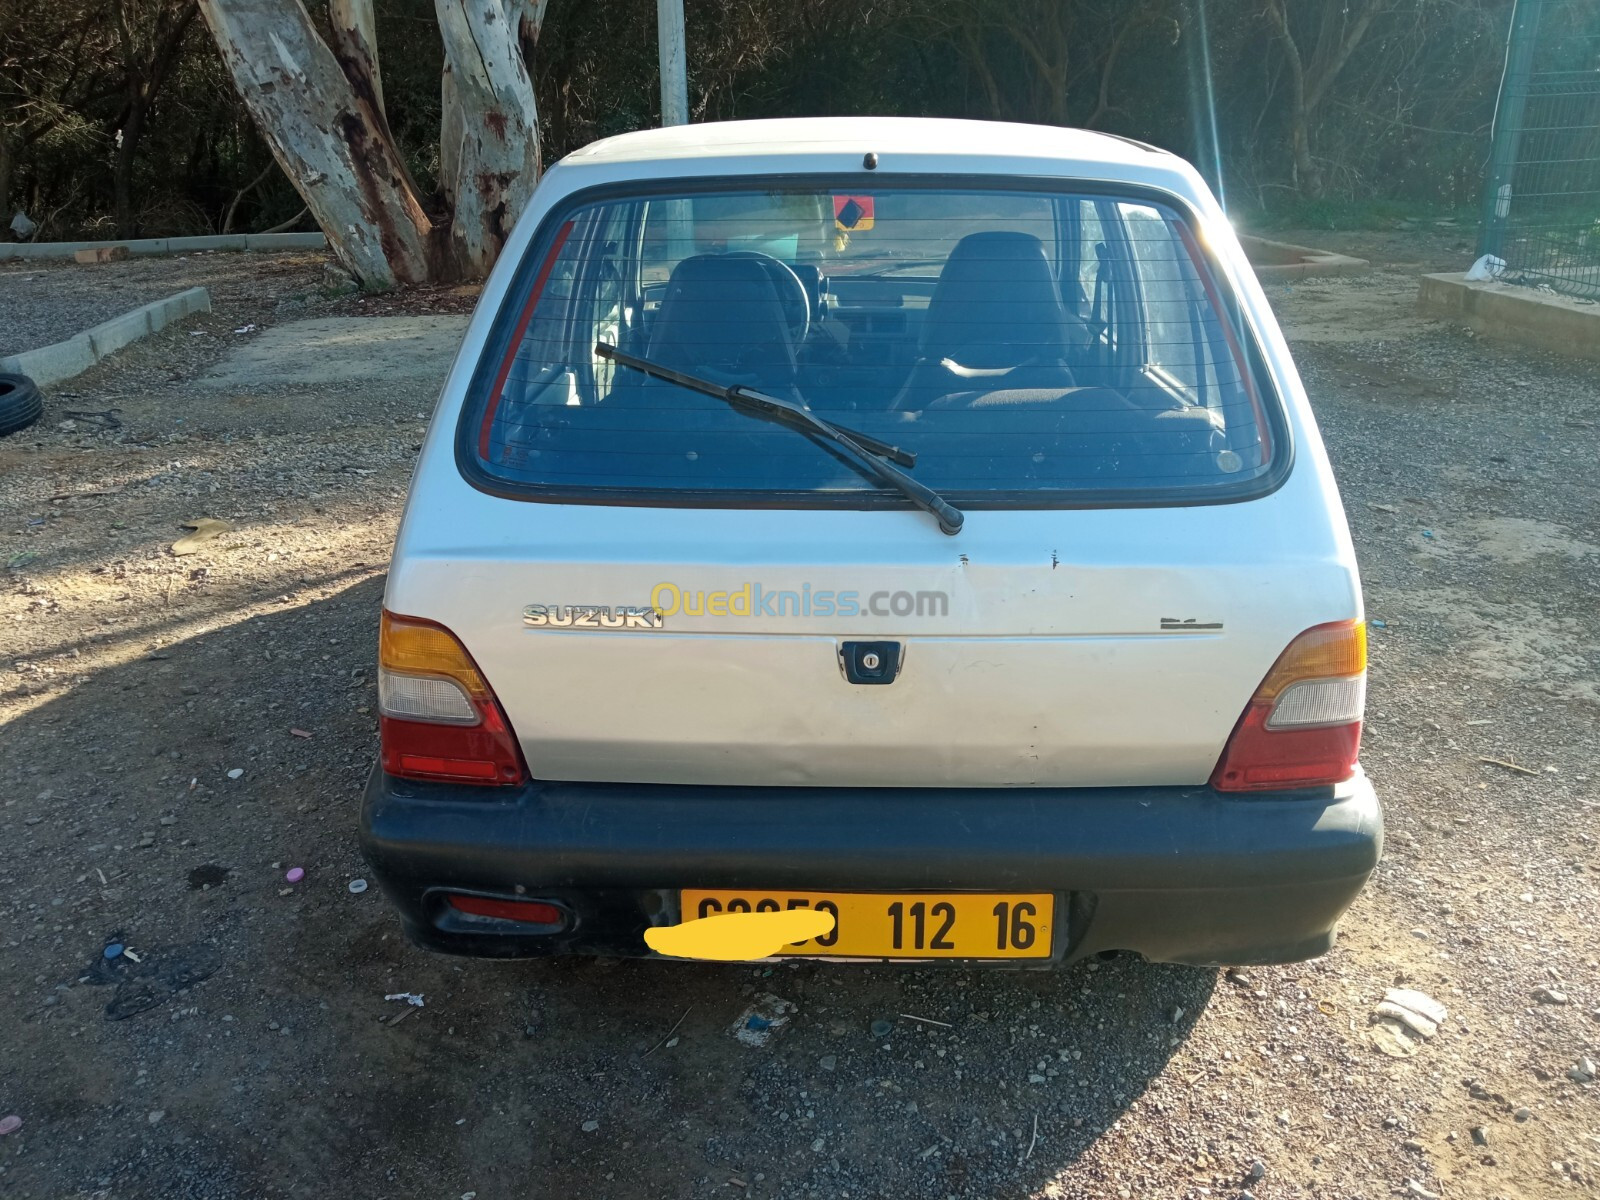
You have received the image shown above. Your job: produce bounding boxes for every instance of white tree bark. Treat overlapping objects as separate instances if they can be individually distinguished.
[328,0,385,114]
[197,0,438,287]
[437,0,543,277]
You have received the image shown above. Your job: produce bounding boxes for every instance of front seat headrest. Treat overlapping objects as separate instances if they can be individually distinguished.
[919,231,1071,369]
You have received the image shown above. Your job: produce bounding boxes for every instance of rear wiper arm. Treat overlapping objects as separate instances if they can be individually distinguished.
[596,342,963,536]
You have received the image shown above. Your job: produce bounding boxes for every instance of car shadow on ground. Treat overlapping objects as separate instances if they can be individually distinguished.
[1,576,1219,1199]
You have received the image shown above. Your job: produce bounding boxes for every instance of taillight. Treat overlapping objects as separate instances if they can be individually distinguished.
[446,895,564,925]
[378,611,527,785]
[1211,620,1366,792]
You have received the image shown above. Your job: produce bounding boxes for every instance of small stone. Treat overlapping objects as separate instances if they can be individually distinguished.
[1168,1005,1185,1024]
[1471,1126,1489,1146]
[226,768,244,780]
[1246,1158,1266,1181]
[581,1120,599,1133]
[819,1055,837,1072]
[1535,987,1569,1005]
[1275,1109,1290,1127]
[147,1110,165,1125]
[1240,1193,1256,1200]
[1567,1058,1595,1083]
[1514,1107,1532,1122]
[159,815,178,826]
[1404,1181,1439,1200]
[1402,1139,1424,1152]
[870,1018,893,1037]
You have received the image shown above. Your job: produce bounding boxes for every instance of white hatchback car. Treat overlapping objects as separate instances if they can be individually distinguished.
[360,117,1381,967]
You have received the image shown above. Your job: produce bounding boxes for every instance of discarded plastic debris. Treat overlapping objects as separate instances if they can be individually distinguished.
[1371,619,1387,629]
[171,518,232,556]
[1386,988,1447,1024]
[103,942,125,960]
[85,938,222,1021]
[284,867,305,883]
[347,878,368,894]
[729,993,795,1047]
[870,1018,894,1037]
[1421,530,1434,540]
[1464,254,1505,282]
[0,1115,20,1136]
[1369,988,1448,1058]
[385,992,425,1007]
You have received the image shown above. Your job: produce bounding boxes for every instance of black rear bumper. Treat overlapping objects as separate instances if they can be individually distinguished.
[358,768,1381,967]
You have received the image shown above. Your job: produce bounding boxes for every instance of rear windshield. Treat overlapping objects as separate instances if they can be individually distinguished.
[462,181,1282,506]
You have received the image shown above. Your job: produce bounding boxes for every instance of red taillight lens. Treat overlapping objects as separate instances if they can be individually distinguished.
[447,895,563,925]
[378,611,527,786]
[1211,621,1366,792]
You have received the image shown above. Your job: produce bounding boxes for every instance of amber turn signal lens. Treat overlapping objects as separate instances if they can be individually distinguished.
[1250,620,1366,704]
[379,611,492,700]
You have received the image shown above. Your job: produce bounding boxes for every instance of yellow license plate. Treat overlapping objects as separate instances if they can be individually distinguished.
[679,890,1054,959]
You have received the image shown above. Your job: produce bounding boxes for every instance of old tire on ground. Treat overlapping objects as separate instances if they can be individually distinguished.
[0,373,43,437]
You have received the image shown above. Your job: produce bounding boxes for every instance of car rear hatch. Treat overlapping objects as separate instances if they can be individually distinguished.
[385,171,1361,789]
[387,487,1355,787]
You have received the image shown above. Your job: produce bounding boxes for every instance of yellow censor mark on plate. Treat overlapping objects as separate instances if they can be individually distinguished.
[645,908,838,961]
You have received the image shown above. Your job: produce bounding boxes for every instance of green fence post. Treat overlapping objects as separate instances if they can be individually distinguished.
[1478,0,1546,258]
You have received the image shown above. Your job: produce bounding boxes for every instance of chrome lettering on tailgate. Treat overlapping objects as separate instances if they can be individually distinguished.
[523,604,664,629]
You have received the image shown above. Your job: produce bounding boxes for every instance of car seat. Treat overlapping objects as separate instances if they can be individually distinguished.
[893,232,1085,410]
[642,253,799,397]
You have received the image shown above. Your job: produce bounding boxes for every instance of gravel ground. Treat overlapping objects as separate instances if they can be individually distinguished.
[0,252,347,358]
[1,234,1597,1200]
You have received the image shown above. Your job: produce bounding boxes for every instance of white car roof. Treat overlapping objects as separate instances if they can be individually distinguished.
[556,117,1208,203]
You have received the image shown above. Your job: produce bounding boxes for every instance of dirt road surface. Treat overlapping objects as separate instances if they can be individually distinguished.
[1,234,1597,1199]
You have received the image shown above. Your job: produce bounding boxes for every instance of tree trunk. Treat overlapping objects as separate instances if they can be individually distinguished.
[197,0,441,287]
[0,130,14,230]
[113,100,147,238]
[436,0,543,277]
[328,0,385,114]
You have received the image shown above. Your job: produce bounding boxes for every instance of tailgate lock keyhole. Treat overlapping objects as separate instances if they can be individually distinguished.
[840,641,902,685]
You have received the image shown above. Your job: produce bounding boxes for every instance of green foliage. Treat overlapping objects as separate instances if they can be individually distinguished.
[0,0,1532,241]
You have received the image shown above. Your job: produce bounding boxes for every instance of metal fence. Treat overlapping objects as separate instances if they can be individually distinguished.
[1478,0,1600,299]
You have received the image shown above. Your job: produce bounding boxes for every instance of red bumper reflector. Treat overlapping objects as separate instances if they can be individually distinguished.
[395,753,499,781]
[447,895,564,925]
[1210,704,1363,791]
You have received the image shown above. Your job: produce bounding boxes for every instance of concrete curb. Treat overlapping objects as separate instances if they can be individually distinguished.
[1418,273,1600,361]
[1,232,326,261]
[1240,235,1370,281]
[0,287,212,386]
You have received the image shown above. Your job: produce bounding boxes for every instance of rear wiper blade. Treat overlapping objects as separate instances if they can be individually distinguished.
[595,342,964,536]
